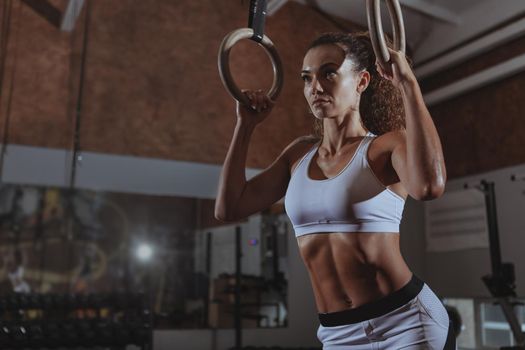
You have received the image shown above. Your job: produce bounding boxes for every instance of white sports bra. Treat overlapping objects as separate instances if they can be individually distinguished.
[284,132,405,237]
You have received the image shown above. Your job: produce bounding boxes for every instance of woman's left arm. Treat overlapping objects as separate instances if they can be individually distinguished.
[376,48,447,201]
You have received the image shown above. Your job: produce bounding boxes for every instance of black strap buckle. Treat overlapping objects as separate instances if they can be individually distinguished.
[248,0,267,43]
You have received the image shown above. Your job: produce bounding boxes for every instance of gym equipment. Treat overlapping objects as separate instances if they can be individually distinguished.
[464,180,525,349]
[366,0,406,71]
[0,292,152,349]
[218,0,283,107]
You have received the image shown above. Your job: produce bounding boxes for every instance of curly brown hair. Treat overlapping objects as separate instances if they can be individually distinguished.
[307,32,406,137]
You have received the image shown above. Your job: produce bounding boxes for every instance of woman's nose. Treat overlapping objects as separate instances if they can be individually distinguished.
[310,76,323,95]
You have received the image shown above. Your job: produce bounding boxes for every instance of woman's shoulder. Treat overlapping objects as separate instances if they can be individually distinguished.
[281,134,320,165]
[370,129,406,152]
[289,134,321,146]
[287,134,320,153]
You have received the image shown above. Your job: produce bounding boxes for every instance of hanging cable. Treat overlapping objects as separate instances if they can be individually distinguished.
[69,0,91,188]
[0,0,22,182]
[0,0,11,176]
[0,0,12,92]
[0,0,13,103]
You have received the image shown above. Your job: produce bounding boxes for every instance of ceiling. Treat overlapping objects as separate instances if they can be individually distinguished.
[273,0,525,67]
[32,0,525,77]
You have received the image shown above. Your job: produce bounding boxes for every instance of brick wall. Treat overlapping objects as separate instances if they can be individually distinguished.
[0,0,359,169]
[420,34,525,179]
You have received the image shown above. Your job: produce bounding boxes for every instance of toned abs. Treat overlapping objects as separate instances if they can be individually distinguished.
[288,136,412,313]
[297,232,412,313]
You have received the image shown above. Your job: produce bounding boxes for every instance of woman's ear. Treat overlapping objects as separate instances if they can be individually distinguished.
[357,70,370,94]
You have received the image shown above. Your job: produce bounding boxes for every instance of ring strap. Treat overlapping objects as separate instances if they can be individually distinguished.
[248,0,267,43]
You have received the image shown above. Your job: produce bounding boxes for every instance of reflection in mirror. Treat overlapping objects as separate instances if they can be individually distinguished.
[0,184,288,329]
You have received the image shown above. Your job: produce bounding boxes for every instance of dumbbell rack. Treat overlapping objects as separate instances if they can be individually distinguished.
[0,292,153,349]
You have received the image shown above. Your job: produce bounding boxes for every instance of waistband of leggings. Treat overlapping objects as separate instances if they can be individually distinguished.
[318,274,424,327]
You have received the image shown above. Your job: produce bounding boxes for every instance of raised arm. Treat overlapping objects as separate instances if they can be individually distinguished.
[377,49,447,201]
[215,90,293,222]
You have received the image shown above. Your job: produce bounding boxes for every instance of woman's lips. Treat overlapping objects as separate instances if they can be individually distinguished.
[312,99,330,106]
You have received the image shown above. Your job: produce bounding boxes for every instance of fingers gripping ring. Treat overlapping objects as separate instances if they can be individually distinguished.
[366,0,406,70]
[218,28,284,107]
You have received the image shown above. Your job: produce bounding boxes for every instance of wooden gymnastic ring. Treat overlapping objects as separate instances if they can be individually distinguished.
[366,0,406,70]
[218,28,284,107]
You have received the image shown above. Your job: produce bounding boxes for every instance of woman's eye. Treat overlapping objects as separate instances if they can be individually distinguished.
[301,75,311,82]
[325,71,336,79]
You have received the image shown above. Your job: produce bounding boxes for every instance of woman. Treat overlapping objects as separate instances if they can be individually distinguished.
[215,32,454,349]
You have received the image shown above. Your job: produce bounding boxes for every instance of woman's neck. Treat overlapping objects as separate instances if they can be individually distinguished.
[320,113,368,154]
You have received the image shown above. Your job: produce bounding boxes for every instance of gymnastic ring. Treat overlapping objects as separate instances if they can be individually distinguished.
[218,28,284,107]
[366,0,406,70]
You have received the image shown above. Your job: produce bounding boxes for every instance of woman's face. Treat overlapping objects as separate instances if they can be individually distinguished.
[301,43,369,119]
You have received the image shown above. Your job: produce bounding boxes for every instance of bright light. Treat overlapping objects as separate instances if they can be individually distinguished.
[136,243,153,261]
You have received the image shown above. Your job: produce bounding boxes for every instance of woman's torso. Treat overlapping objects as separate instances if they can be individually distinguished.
[285,132,412,313]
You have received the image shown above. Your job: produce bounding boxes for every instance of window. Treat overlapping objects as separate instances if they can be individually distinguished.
[443,298,476,349]
[480,300,525,348]
[444,297,525,349]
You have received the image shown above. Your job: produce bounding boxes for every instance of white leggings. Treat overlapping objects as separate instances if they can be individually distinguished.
[317,275,456,350]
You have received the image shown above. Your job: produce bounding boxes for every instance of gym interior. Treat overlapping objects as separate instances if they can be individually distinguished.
[0,0,524,349]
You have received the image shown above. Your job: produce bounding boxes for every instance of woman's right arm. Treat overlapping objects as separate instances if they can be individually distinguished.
[214,90,293,222]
